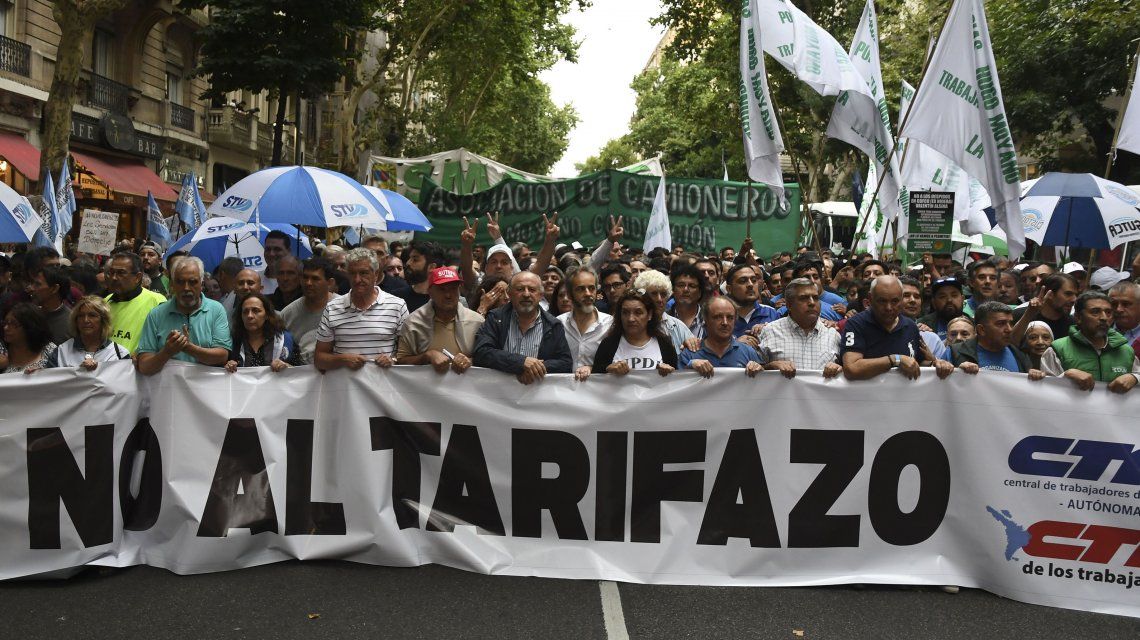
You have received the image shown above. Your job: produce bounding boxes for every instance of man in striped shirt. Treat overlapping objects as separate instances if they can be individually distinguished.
[473,271,572,384]
[314,248,408,372]
[757,277,843,378]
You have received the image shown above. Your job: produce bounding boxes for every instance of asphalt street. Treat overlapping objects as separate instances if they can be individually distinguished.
[3,561,1139,639]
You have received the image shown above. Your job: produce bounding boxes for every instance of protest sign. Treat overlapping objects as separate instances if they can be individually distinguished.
[906,191,955,253]
[76,209,119,255]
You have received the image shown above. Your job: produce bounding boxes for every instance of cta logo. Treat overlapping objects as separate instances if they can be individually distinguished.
[1106,185,1140,207]
[1022,208,1045,233]
[206,221,245,234]
[330,203,367,218]
[221,195,253,212]
[12,203,32,225]
[1008,435,1140,485]
[1107,216,1140,240]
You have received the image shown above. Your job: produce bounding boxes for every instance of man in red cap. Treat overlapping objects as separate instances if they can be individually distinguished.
[396,266,485,373]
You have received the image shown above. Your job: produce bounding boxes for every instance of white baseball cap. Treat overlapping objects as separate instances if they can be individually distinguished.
[1061,262,1087,275]
[1089,266,1131,291]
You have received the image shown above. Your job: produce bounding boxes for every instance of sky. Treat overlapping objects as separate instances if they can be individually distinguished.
[541,0,666,178]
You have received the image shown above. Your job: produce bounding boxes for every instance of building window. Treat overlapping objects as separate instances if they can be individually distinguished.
[0,2,9,38]
[167,71,183,105]
[92,29,115,77]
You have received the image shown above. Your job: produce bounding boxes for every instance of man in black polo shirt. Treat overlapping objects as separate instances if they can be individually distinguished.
[841,275,954,380]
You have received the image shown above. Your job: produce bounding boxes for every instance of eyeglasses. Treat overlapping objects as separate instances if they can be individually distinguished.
[603,281,627,291]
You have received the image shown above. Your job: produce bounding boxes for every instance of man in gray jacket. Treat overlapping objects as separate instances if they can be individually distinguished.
[396,267,484,373]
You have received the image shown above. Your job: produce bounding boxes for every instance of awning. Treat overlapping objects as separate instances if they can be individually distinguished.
[0,130,41,180]
[70,150,178,202]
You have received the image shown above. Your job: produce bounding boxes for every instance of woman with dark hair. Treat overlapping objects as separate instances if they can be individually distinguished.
[550,278,574,315]
[578,289,677,380]
[45,296,130,369]
[668,262,710,340]
[472,274,509,316]
[224,293,300,372]
[2,303,56,374]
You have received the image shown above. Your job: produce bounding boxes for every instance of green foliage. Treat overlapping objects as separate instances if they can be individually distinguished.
[576,138,639,174]
[366,0,585,175]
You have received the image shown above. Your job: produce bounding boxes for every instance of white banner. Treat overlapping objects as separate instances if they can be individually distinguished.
[3,362,1140,619]
[740,0,785,201]
[899,0,1024,257]
[76,209,120,256]
[826,0,902,222]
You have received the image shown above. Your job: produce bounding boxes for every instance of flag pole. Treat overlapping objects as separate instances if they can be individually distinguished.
[1106,38,1140,179]
[848,9,949,253]
[769,103,824,255]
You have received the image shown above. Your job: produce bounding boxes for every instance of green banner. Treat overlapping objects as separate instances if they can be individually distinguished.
[414,170,801,256]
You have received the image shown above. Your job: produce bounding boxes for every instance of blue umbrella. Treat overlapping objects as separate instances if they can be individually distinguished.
[363,185,432,231]
[207,166,391,229]
[166,218,313,274]
[1020,173,1140,249]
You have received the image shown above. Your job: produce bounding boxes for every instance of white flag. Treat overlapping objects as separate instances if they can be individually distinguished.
[755,0,873,99]
[740,0,785,202]
[899,0,1024,257]
[643,175,671,253]
[826,0,902,221]
[899,79,992,235]
[1116,63,1140,156]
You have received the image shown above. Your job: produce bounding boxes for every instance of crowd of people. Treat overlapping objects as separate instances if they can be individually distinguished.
[2,212,1140,396]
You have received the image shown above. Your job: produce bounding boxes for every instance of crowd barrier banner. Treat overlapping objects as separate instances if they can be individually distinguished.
[2,361,1140,618]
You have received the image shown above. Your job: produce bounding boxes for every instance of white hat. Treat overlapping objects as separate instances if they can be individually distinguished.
[1090,266,1130,291]
[1061,262,1086,275]
[1011,263,1030,272]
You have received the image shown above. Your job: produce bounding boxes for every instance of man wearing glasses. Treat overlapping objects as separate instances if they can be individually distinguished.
[104,251,167,353]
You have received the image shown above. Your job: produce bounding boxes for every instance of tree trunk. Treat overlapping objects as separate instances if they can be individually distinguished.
[271,89,288,166]
[43,0,129,177]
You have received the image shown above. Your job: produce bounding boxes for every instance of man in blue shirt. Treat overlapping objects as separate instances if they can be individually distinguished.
[136,256,232,375]
[772,261,847,321]
[963,259,999,317]
[951,300,1043,379]
[679,297,764,378]
[841,275,955,380]
[725,264,779,345]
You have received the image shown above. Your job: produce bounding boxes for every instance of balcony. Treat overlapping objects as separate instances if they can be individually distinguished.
[0,35,30,77]
[86,73,132,114]
[209,105,292,160]
[169,102,195,132]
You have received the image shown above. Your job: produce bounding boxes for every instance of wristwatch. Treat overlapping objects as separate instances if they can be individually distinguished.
[890,354,901,368]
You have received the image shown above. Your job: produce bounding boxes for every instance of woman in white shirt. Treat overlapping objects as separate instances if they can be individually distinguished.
[44,296,130,370]
[582,289,677,379]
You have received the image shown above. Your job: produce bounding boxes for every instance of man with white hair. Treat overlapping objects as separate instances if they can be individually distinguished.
[473,270,572,384]
[314,247,409,372]
[135,256,232,375]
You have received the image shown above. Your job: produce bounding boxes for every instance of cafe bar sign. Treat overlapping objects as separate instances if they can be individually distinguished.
[70,113,164,160]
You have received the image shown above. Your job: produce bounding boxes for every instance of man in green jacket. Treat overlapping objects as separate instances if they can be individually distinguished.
[1040,291,1140,393]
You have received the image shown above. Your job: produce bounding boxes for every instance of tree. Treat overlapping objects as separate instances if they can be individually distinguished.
[576,138,639,174]
[345,0,584,175]
[184,0,380,166]
[41,0,130,177]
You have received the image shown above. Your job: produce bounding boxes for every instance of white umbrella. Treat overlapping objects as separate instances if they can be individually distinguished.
[207,166,391,229]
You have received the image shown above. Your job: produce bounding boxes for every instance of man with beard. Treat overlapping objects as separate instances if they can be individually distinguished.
[757,277,842,378]
[138,242,168,297]
[918,277,965,341]
[1040,291,1140,392]
[1012,273,1078,345]
[725,264,779,347]
[473,271,571,384]
[400,240,448,313]
[136,257,231,374]
[396,267,484,373]
[558,266,613,378]
[963,259,999,317]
